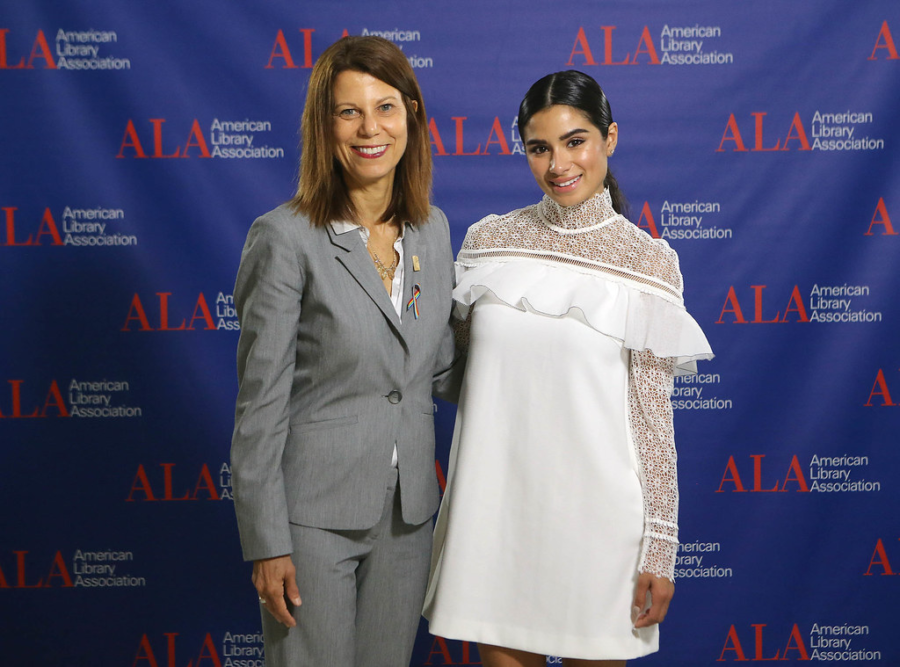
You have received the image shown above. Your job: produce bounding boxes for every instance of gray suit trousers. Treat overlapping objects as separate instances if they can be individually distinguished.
[260,470,432,667]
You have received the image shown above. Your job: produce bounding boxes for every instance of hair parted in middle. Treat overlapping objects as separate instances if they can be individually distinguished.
[290,35,432,227]
[518,70,628,216]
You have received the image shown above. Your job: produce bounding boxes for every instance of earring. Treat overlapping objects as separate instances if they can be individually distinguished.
[609,149,615,156]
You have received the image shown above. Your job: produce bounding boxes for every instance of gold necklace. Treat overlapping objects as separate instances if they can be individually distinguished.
[369,248,398,281]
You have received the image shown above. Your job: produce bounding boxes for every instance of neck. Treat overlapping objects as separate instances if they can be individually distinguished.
[540,188,617,231]
[347,179,394,230]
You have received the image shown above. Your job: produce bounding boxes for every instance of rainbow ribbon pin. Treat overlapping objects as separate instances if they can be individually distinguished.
[406,283,421,319]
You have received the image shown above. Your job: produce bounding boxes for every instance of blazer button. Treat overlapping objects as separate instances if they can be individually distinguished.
[387,390,403,404]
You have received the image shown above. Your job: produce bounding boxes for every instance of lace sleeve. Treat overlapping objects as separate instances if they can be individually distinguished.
[453,310,471,354]
[628,349,679,580]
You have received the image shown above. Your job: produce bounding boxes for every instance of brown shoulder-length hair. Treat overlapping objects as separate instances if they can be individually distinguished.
[289,36,432,227]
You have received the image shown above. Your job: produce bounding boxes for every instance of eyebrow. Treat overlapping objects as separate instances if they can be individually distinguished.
[525,128,589,145]
[334,95,400,108]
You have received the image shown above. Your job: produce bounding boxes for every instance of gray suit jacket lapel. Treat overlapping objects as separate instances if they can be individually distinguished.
[327,223,409,350]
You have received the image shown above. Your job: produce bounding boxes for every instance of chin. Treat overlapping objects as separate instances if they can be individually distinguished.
[548,191,586,207]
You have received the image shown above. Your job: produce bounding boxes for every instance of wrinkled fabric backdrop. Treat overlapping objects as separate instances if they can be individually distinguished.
[1,1,898,665]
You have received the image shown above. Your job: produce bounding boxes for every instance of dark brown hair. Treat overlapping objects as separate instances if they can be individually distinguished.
[518,70,628,216]
[290,36,432,226]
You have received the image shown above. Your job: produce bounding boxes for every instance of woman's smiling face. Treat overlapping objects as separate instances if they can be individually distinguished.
[331,69,410,191]
[523,104,617,207]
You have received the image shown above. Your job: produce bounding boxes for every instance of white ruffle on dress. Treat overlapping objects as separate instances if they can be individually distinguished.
[424,189,713,660]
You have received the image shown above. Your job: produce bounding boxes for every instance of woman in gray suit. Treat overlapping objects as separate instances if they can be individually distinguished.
[231,36,458,666]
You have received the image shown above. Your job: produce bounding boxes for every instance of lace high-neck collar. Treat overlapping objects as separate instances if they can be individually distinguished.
[537,188,619,233]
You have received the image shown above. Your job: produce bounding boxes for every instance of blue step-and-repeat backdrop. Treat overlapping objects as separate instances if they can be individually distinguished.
[1,1,898,665]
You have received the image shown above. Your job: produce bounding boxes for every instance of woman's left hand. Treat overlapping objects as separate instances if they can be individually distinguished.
[632,572,674,628]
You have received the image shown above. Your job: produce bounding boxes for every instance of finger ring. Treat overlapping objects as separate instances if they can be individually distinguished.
[258,597,266,604]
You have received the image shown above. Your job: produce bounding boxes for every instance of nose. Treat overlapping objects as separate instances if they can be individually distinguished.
[358,112,379,137]
[549,152,570,174]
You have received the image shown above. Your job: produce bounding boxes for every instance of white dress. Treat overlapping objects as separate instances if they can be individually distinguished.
[424,189,713,660]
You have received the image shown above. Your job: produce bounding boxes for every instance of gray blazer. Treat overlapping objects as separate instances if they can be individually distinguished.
[231,204,458,562]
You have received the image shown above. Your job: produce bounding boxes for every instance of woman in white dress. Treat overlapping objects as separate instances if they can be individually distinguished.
[423,71,713,667]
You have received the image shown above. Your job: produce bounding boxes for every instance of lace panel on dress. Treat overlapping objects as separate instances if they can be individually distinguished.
[458,190,684,305]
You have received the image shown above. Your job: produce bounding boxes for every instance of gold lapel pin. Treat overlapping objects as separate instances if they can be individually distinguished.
[412,255,421,272]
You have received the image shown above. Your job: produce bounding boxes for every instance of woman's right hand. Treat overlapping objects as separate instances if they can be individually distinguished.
[252,555,302,627]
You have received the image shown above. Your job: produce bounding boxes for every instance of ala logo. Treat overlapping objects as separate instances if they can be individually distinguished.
[567,26,660,66]
[132,633,222,667]
[0,550,146,590]
[117,118,284,159]
[266,27,433,70]
[0,28,130,70]
[118,119,210,158]
[635,199,732,241]
[717,111,884,152]
[567,24,733,67]
[717,284,882,324]
[0,550,72,588]
[0,378,141,419]
[717,112,811,152]
[429,115,514,156]
[126,462,231,501]
[0,205,137,247]
[719,624,809,662]
[865,197,896,236]
[717,454,809,493]
[721,622,882,662]
[716,285,809,324]
[868,21,898,60]
[717,454,881,494]
[122,292,239,331]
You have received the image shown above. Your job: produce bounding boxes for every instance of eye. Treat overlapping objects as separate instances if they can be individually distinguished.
[567,137,585,148]
[337,108,360,119]
[377,103,396,114]
[527,145,548,155]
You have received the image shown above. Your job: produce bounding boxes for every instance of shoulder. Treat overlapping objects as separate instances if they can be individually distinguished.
[405,206,452,259]
[247,203,316,243]
[611,216,683,292]
[238,204,326,283]
[418,205,451,238]
[461,203,538,251]
[243,203,334,265]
